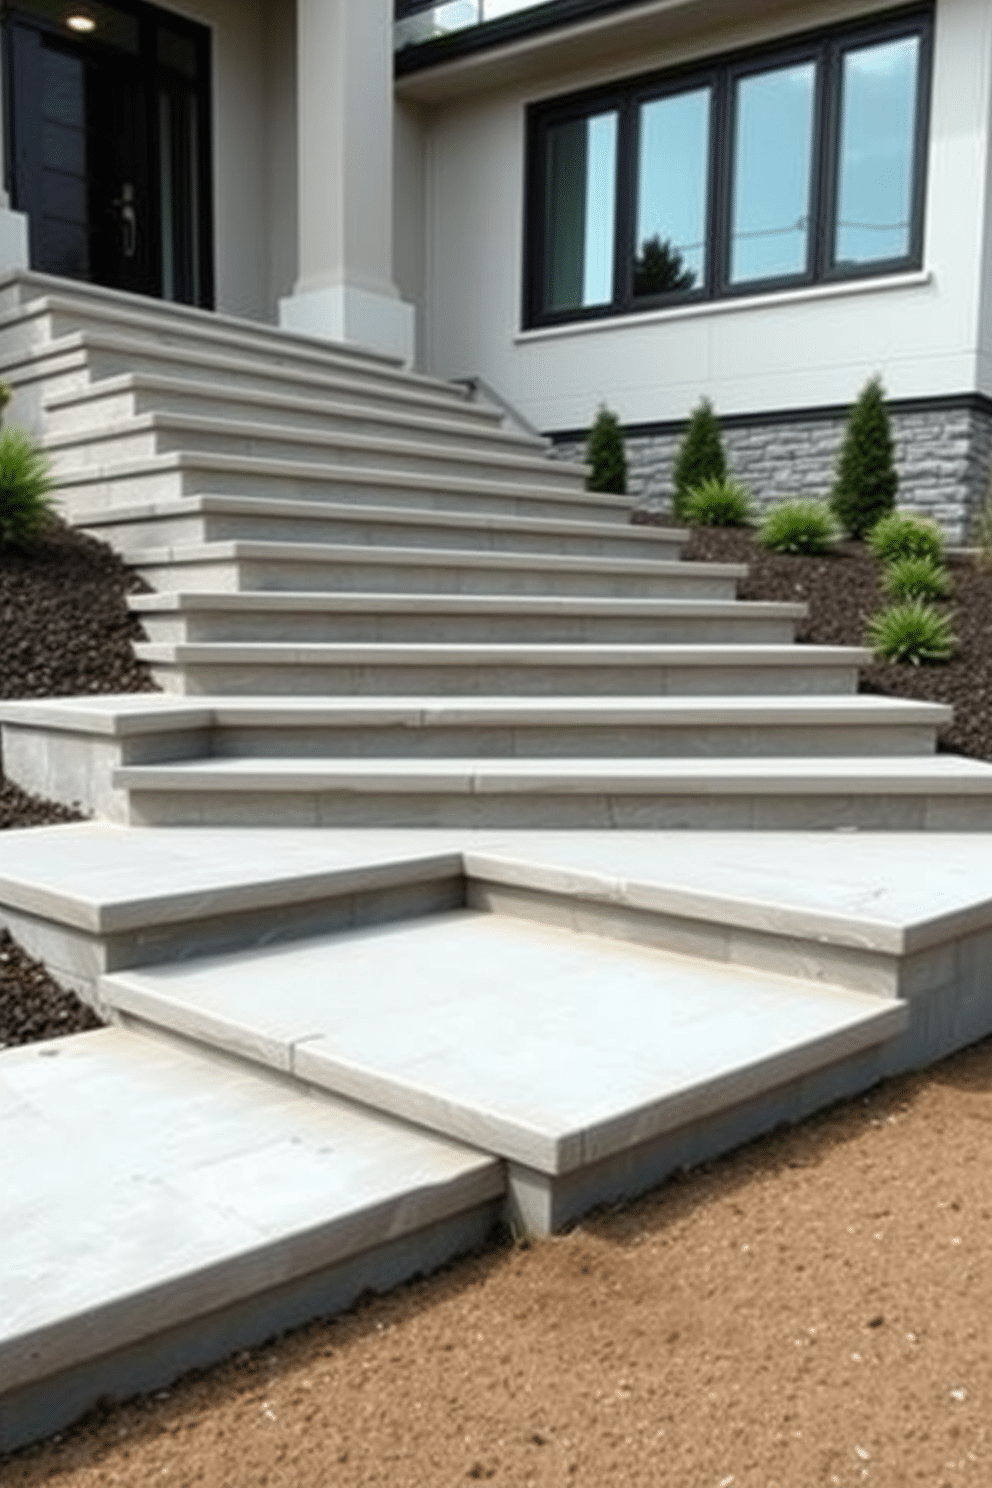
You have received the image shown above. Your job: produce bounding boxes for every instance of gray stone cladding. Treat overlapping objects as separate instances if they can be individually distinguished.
[553,400,992,544]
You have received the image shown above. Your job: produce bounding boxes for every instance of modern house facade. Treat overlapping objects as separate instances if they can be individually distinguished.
[1,0,991,533]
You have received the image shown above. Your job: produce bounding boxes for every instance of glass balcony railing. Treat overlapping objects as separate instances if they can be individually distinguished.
[394,0,548,51]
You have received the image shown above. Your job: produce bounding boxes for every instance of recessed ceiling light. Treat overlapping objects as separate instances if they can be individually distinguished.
[66,13,97,31]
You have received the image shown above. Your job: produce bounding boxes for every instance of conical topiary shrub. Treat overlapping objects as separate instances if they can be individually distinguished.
[831,376,898,539]
[585,404,627,494]
[672,397,725,520]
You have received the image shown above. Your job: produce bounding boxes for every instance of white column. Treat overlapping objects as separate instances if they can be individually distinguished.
[0,36,30,273]
[279,0,415,364]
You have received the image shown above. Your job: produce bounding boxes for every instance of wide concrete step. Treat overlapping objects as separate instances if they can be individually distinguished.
[45,411,589,493]
[6,331,517,440]
[131,589,805,646]
[0,275,464,401]
[99,909,906,1224]
[113,754,992,829]
[79,493,682,562]
[131,541,741,601]
[0,694,952,825]
[0,1024,502,1454]
[44,371,550,457]
[52,452,629,526]
[133,640,865,697]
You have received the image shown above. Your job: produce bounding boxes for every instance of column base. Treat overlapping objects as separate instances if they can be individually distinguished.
[0,209,29,273]
[279,282,415,367]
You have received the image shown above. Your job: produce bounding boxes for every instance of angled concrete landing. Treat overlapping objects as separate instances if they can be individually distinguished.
[0,1025,502,1455]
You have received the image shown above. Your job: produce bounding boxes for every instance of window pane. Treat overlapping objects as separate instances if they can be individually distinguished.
[834,36,919,267]
[634,88,709,298]
[543,111,617,312]
[730,61,815,284]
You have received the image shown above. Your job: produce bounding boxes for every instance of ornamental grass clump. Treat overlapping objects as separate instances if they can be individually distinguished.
[681,476,754,527]
[0,430,55,549]
[882,555,953,602]
[866,600,956,665]
[585,403,627,494]
[868,511,945,566]
[672,397,725,520]
[758,498,838,555]
[831,376,898,539]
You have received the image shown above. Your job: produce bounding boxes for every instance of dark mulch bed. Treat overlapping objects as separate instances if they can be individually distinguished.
[0,522,156,1046]
[2,518,992,1048]
[681,524,992,761]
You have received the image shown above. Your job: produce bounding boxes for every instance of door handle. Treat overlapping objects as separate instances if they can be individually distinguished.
[114,182,137,259]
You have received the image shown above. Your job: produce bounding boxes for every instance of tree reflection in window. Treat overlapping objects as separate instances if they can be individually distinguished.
[633,235,696,296]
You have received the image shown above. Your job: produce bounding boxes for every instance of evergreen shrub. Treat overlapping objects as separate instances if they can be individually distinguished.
[585,404,627,494]
[831,376,898,538]
[672,398,725,519]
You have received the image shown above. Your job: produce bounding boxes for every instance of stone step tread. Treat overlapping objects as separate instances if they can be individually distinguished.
[99,910,907,1177]
[43,370,548,450]
[128,591,802,618]
[43,410,589,484]
[130,540,736,579]
[0,692,951,736]
[0,1023,502,1408]
[77,493,679,546]
[5,330,510,430]
[114,755,992,794]
[52,450,629,513]
[132,640,866,665]
[3,277,453,382]
[0,825,988,957]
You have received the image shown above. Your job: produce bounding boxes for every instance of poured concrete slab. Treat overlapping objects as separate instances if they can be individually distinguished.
[0,1025,502,1453]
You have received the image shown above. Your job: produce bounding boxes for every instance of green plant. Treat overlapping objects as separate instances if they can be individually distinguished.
[831,376,898,539]
[882,555,952,602]
[672,397,725,520]
[681,476,754,527]
[865,600,956,665]
[0,430,56,548]
[585,404,627,494]
[868,511,945,565]
[758,499,838,555]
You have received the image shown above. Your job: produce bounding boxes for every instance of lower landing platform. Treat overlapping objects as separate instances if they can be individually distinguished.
[0,1026,502,1455]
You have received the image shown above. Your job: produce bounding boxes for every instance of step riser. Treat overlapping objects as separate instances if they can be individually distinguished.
[124,789,992,830]
[46,385,546,456]
[49,425,587,494]
[55,466,628,525]
[133,558,741,599]
[84,512,681,563]
[201,721,940,759]
[142,659,861,697]
[137,611,798,646]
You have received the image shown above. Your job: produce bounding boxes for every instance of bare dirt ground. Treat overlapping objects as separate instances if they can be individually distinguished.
[4,522,992,1484]
[6,1041,992,1488]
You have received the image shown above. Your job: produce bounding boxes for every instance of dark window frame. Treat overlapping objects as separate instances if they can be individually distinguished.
[523,5,933,329]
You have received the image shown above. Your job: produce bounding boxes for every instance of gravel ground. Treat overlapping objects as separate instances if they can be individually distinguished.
[2,520,992,1047]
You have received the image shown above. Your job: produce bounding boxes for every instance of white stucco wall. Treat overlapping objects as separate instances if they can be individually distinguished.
[416,0,992,430]
[138,0,297,323]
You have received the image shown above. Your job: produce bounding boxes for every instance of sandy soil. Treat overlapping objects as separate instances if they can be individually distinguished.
[5,1035,992,1488]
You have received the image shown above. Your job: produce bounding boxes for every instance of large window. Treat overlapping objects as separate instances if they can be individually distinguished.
[524,9,931,327]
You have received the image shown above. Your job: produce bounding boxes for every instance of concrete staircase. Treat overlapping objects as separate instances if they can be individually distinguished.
[4,271,992,1452]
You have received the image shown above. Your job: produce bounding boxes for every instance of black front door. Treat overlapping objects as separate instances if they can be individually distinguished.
[3,0,213,307]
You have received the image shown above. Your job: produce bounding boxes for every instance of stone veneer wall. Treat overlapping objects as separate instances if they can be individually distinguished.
[552,398,992,544]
